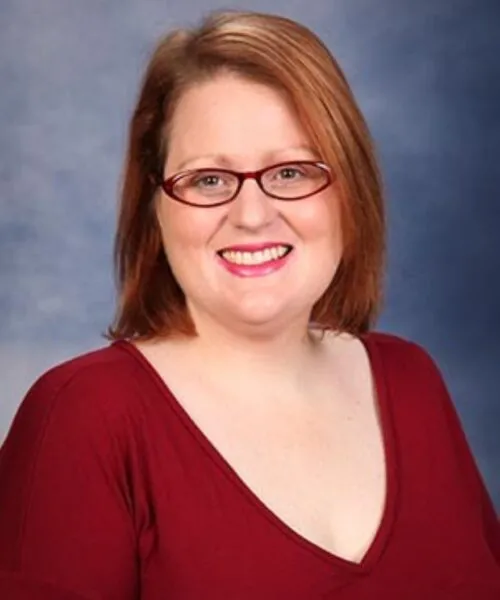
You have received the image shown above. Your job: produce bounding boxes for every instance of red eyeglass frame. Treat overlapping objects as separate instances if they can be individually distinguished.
[153,160,333,207]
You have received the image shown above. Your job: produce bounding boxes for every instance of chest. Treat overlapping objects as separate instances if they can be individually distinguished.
[157,373,387,564]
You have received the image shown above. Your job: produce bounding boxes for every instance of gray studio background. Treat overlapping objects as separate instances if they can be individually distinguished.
[1,0,499,507]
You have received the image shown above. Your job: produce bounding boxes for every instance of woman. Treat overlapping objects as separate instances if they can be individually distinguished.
[0,10,499,599]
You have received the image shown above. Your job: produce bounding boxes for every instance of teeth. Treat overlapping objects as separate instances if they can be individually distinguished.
[221,245,290,265]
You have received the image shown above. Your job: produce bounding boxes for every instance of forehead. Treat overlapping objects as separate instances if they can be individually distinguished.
[165,74,313,169]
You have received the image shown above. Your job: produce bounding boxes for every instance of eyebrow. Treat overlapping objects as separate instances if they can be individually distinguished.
[173,146,318,172]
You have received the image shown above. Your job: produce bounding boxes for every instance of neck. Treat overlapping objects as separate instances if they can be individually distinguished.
[178,309,327,396]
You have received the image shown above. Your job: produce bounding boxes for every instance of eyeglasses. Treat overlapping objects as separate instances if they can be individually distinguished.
[156,160,333,207]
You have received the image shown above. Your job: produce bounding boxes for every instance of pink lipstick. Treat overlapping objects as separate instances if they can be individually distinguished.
[216,243,293,278]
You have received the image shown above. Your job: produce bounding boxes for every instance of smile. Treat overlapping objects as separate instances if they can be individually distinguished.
[216,244,294,277]
[219,244,292,266]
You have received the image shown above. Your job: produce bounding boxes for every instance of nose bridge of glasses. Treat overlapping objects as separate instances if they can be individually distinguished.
[228,170,276,212]
[236,167,270,193]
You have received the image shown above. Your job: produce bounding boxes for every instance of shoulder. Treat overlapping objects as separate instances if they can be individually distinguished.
[360,330,451,398]
[322,329,444,385]
[363,330,429,355]
[363,330,442,372]
[7,342,145,448]
[27,341,141,402]
[34,341,136,392]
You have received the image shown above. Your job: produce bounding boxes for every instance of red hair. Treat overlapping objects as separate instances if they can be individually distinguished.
[107,10,385,341]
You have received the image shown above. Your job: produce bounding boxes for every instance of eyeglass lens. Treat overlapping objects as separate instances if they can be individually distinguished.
[171,162,329,205]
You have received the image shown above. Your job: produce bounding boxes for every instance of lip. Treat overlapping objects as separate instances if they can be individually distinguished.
[216,242,293,254]
[216,246,294,278]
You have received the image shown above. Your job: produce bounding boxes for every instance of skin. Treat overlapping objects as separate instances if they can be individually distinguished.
[152,72,346,394]
[134,75,385,562]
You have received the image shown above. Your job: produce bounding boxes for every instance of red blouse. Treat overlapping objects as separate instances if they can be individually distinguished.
[0,332,499,599]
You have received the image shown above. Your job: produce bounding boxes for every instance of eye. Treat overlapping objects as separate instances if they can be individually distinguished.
[274,165,305,180]
[176,170,236,199]
[191,173,226,189]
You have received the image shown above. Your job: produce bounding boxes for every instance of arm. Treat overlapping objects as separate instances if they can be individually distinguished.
[417,344,500,561]
[437,370,500,560]
[0,363,139,599]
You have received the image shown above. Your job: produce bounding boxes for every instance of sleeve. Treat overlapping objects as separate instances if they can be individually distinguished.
[0,365,139,600]
[417,344,500,562]
[440,376,500,560]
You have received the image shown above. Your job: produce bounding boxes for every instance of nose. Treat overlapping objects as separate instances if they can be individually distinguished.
[226,178,277,230]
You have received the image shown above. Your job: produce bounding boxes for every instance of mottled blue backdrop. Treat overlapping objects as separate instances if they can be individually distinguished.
[1,0,499,506]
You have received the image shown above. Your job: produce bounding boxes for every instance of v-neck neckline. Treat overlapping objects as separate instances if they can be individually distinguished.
[113,332,399,574]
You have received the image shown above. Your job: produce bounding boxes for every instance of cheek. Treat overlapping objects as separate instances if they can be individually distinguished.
[157,203,211,252]
[156,206,191,278]
[289,191,342,247]
[156,203,223,285]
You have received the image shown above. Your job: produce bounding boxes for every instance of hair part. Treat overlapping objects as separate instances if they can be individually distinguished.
[106,10,385,341]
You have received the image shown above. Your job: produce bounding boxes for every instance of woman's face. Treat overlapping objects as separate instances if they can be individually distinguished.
[156,73,343,337]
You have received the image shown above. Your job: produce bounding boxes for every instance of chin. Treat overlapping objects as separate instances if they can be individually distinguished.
[224,297,310,334]
[229,316,293,340]
[231,306,283,327]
